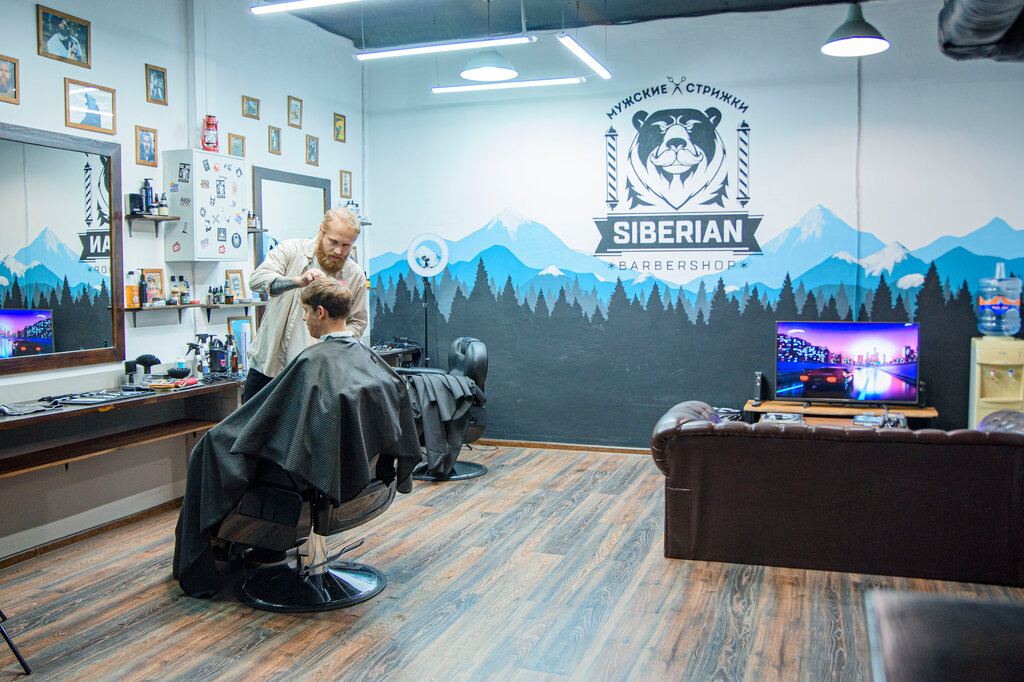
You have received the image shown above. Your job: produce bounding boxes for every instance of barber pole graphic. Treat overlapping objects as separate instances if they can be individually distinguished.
[605,127,618,210]
[737,121,750,207]
[84,162,93,226]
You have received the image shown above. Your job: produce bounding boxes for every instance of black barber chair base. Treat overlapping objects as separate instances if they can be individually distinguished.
[412,460,487,481]
[239,561,386,612]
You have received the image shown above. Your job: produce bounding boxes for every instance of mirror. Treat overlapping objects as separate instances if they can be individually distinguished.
[252,166,330,266]
[0,122,124,374]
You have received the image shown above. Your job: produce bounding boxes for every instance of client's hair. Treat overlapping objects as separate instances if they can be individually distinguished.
[301,278,352,319]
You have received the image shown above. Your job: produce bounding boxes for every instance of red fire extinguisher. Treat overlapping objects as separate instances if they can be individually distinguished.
[202,115,218,152]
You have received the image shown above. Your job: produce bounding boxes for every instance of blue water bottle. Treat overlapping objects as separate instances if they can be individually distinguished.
[978,263,1022,336]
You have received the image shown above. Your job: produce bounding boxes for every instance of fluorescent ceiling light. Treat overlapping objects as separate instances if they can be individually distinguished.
[251,0,361,14]
[356,35,535,61]
[460,49,517,81]
[821,4,889,57]
[556,34,612,79]
[432,76,585,94]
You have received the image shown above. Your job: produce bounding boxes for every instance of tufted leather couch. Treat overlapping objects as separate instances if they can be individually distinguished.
[650,401,1024,585]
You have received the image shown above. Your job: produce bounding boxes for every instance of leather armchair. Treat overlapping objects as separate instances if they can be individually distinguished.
[215,458,397,612]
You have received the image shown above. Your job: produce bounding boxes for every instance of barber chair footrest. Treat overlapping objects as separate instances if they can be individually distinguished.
[239,561,386,612]
[413,460,488,482]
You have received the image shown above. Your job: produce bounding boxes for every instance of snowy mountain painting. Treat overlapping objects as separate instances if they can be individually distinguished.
[370,205,1020,445]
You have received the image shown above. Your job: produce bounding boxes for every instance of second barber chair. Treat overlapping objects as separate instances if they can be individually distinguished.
[398,336,488,481]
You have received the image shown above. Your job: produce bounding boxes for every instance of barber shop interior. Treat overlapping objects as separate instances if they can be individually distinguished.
[3,0,1024,678]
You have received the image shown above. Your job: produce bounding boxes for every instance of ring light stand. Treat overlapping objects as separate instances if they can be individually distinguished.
[404,235,486,482]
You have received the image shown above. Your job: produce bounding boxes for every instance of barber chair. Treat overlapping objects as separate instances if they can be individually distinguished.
[214,459,396,612]
[398,336,488,481]
[1,607,31,674]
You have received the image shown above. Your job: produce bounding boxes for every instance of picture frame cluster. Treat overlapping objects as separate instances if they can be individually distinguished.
[12,5,356,199]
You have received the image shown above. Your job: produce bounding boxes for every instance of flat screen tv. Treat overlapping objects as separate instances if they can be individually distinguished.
[0,309,54,359]
[775,321,919,405]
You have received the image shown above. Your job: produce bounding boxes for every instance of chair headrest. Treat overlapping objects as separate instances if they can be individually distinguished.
[448,336,487,388]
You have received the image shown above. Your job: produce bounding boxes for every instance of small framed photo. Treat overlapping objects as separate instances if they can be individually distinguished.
[333,113,346,142]
[340,170,352,199]
[135,125,157,167]
[228,133,245,158]
[0,55,19,105]
[287,95,302,128]
[268,126,281,155]
[225,269,246,299]
[64,78,115,134]
[145,64,166,105]
[142,269,165,302]
[305,135,319,166]
[242,95,259,119]
[38,5,90,68]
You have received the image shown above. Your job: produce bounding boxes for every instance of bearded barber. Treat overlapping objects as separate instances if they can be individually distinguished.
[243,207,367,402]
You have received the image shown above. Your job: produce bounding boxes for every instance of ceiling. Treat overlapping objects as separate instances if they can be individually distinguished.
[272,0,864,50]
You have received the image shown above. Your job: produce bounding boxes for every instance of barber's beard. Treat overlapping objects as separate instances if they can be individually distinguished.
[315,238,344,276]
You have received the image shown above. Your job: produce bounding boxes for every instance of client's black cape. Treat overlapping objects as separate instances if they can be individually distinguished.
[173,336,421,597]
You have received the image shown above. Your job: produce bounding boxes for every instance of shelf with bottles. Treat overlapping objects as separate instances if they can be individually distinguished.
[123,301,267,326]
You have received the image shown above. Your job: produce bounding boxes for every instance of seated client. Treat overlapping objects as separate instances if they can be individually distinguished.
[173,278,421,597]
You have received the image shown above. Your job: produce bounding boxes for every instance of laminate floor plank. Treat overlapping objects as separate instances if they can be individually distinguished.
[3,445,1024,681]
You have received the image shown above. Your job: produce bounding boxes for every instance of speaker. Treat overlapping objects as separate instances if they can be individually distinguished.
[917,378,927,408]
[752,371,765,404]
[128,193,144,214]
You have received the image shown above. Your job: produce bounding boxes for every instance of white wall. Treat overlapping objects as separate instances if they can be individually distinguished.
[0,0,362,560]
[362,0,1024,271]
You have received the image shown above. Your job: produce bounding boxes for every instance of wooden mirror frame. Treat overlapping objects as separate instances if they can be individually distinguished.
[0,122,124,374]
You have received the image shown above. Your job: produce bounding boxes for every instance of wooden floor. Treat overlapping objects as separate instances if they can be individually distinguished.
[3,443,1024,681]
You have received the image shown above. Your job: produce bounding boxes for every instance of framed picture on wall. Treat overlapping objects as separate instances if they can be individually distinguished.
[135,125,157,167]
[333,113,346,142]
[225,269,245,299]
[64,78,115,134]
[37,5,90,68]
[268,126,281,154]
[306,135,319,166]
[340,170,352,199]
[228,133,245,158]
[142,269,164,302]
[242,95,259,119]
[287,95,302,128]
[0,55,19,105]
[145,64,166,105]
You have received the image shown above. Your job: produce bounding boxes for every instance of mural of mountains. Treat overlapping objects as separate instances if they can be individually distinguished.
[369,206,1023,315]
[2,227,108,292]
[371,209,646,287]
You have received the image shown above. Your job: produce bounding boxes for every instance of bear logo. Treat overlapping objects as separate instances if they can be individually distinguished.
[626,107,728,210]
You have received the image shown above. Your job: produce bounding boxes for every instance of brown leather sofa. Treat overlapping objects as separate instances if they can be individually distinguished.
[650,402,1024,586]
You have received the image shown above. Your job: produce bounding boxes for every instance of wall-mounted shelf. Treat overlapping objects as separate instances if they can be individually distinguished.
[124,301,266,325]
[126,213,180,237]
[200,301,267,322]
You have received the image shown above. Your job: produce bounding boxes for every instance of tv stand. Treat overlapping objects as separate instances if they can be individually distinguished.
[744,400,938,427]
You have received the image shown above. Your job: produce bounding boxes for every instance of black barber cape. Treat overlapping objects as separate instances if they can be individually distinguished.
[173,336,421,597]
[403,372,481,477]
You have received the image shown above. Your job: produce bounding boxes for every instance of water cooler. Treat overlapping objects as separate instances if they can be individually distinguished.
[968,337,1024,427]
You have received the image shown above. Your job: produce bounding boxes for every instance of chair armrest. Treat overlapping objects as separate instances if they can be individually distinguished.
[650,400,720,475]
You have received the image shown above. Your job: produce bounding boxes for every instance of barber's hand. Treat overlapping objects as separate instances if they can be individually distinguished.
[293,269,326,287]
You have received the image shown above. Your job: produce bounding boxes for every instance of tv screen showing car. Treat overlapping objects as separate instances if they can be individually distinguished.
[775,321,919,405]
[0,309,54,359]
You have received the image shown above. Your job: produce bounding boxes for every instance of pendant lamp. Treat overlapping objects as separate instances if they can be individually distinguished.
[821,4,889,57]
[460,48,518,81]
